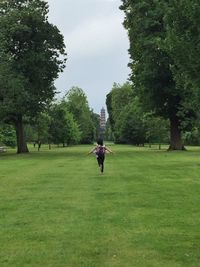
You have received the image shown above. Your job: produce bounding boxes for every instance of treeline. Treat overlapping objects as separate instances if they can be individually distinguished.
[2,0,200,152]
[25,87,99,147]
[106,82,169,147]
[106,82,200,147]
[0,85,100,151]
[112,0,200,150]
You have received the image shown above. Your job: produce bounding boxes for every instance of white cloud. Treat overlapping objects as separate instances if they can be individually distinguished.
[65,13,127,59]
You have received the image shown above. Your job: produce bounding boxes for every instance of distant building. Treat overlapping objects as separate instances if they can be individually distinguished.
[99,107,106,138]
[100,107,106,129]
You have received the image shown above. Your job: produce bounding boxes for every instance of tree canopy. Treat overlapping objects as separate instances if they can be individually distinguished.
[64,87,96,144]
[120,0,197,150]
[0,0,66,153]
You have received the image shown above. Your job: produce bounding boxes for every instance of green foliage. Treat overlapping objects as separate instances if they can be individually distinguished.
[0,0,66,119]
[0,124,16,147]
[0,0,66,152]
[34,113,51,143]
[64,87,95,144]
[106,82,170,145]
[24,124,37,143]
[144,113,169,144]
[115,98,146,144]
[104,120,114,141]
[90,111,100,141]
[184,128,200,146]
[25,107,81,146]
[165,0,200,94]
[49,103,81,146]
[183,113,200,145]
[120,0,198,149]
[24,113,51,144]
[120,0,177,118]
[106,82,146,144]
[106,82,134,133]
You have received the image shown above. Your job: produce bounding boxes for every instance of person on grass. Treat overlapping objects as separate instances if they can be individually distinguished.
[88,139,113,173]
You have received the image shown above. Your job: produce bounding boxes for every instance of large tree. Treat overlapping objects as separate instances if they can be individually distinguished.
[120,0,195,150]
[0,0,66,153]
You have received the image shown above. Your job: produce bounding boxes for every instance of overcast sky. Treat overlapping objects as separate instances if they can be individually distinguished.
[47,0,130,114]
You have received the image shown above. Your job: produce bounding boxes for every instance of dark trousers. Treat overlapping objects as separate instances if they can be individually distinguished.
[97,155,105,173]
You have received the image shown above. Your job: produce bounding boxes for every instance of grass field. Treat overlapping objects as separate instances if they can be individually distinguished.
[0,144,200,267]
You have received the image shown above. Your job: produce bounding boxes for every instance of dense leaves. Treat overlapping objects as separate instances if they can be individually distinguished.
[106,82,169,145]
[0,124,16,147]
[165,0,200,93]
[0,0,66,153]
[49,104,81,146]
[120,0,198,150]
[64,87,96,144]
[106,83,145,144]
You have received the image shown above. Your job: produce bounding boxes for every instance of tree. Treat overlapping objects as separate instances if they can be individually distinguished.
[34,113,51,150]
[106,82,134,131]
[106,82,134,139]
[64,87,94,144]
[120,0,195,150]
[25,113,51,148]
[49,104,81,146]
[114,97,146,145]
[0,0,66,153]
[106,92,115,133]
[106,82,146,144]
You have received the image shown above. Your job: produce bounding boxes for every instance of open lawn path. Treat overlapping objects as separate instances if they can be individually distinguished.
[0,145,200,267]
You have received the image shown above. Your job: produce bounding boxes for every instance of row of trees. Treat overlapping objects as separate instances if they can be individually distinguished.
[119,0,200,150]
[0,85,100,151]
[2,0,200,152]
[106,81,200,146]
[106,82,169,146]
[25,87,100,147]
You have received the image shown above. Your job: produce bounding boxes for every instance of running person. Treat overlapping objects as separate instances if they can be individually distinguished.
[88,139,113,173]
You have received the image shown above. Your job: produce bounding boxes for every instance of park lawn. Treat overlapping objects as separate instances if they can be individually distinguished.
[0,144,200,267]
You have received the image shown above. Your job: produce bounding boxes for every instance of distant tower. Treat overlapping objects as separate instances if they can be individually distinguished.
[99,107,106,138]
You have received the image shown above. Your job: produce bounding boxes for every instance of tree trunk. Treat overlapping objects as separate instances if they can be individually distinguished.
[15,116,29,154]
[168,116,185,150]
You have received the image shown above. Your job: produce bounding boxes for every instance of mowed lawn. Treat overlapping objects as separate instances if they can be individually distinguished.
[0,145,200,267]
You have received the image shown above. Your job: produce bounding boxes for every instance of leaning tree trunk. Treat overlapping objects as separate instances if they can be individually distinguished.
[15,116,29,154]
[168,115,185,150]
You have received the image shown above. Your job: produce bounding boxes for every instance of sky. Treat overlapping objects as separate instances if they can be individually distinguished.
[47,0,130,114]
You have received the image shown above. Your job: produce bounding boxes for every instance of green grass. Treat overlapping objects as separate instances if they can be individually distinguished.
[0,144,200,267]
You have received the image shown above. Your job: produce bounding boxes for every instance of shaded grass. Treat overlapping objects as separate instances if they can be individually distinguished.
[0,144,200,266]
